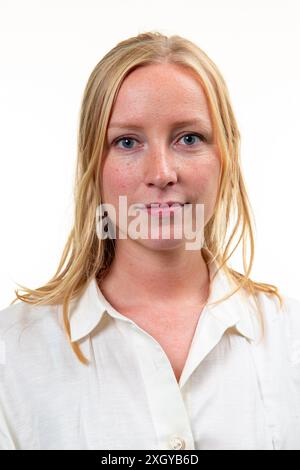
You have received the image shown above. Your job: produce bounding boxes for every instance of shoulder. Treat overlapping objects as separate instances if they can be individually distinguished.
[0,300,59,333]
[239,283,300,324]
[0,300,62,364]
[255,289,300,325]
[251,289,300,362]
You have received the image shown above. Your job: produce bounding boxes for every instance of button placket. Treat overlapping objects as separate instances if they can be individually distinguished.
[129,325,195,450]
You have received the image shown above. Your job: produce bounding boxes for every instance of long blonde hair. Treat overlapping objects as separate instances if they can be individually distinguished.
[10,31,284,365]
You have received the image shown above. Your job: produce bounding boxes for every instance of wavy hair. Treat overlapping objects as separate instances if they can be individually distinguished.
[10,31,284,365]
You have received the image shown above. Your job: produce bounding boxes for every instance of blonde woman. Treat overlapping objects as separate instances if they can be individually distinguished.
[1,31,300,451]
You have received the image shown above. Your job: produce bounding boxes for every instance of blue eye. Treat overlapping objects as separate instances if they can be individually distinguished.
[179,133,205,145]
[112,133,205,150]
[114,137,136,149]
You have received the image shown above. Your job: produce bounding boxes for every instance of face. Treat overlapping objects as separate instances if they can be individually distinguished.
[101,63,221,251]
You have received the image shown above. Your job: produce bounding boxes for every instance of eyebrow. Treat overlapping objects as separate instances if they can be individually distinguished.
[108,118,212,132]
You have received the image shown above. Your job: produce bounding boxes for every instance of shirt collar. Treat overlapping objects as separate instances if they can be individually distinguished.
[68,248,259,343]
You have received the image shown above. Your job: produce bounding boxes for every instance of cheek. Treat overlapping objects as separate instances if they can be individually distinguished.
[102,160,140,203]
[190,158,220,196]
[189,158,221,224]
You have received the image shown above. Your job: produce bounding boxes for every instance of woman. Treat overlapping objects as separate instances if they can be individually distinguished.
[0,31,300,450]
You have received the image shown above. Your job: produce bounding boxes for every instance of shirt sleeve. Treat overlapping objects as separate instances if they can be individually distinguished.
[0,391,17,450]
[0,329,16,449]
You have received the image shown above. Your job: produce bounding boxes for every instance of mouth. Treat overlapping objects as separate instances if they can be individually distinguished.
[135,200,190,207]
[145,201,190,208]
[139,202,190,218]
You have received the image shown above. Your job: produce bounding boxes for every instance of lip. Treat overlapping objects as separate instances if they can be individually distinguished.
[146,201,185,208]
[134,201,187,208]
[138,201,188,218]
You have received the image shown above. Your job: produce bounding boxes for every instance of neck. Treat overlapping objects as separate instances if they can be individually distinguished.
[100,239,210,310]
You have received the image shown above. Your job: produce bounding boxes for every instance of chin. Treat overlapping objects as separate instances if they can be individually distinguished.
[136,236,187,252]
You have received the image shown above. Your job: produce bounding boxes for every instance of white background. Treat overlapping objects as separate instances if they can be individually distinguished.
[0,0,299,309]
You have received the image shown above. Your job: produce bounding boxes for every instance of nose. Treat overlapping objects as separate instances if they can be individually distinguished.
[144,146,178,189]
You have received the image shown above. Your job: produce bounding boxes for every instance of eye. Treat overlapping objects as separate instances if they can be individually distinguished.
[178,133,206,146]
[112,132,206,151]
[113,136,138,150]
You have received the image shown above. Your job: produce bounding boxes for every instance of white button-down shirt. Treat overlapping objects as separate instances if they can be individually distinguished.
[1,257,300,450]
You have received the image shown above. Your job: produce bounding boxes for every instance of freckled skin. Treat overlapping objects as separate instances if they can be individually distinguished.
[102,62,220,250]
[99,64,221,380]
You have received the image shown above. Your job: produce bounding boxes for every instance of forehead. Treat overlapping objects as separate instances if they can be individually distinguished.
[109,63,212,126]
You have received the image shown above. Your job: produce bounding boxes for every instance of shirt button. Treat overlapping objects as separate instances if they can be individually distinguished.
[169,436,186,450]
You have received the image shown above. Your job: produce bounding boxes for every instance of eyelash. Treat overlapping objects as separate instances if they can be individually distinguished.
[112,133,206,151]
